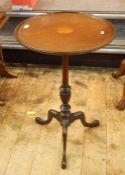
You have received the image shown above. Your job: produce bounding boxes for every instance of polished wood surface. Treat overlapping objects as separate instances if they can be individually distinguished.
[16,12,114,168]
[16,13,116,55]
[35,55,99,169]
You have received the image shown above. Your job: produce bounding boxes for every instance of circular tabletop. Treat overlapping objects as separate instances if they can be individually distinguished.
[15,12,116,55]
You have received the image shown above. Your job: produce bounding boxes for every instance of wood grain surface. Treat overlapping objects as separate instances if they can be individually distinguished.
[15,13,115,55]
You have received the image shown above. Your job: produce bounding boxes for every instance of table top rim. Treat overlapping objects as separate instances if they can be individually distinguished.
[15,12,116,55]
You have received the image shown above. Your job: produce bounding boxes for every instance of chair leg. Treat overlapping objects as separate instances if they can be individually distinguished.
[112,59,125,78]
[112,59,125,110]
[0,48,17,78]
[116,82,125,110]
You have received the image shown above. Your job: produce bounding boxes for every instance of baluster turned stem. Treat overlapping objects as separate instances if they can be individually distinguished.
[62,55,69,86]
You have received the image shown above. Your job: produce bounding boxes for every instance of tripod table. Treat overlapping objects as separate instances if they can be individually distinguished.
[15,12,116,169]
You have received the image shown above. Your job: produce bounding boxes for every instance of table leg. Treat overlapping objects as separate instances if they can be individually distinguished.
[35,54,100,169]
[112,59,125,110]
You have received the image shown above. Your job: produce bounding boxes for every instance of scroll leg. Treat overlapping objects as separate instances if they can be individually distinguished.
[0,49,17,78]
[116,82,125,110]
[112,59,125,78]
[35,109,60,125]
[61,120,68,169]
[0,69,17,78]
[69,111,99,127]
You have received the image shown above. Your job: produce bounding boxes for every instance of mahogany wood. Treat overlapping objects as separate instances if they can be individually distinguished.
[0,13,17,78]
[112,59,125,110]
[0,48,17,78]
[15,12,115,169]
[15,13,116,55]
[35,55,99,169]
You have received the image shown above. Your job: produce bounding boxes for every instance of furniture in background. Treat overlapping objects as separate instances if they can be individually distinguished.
[0,12,17,78]
[0,12,9,27]
[15,12,115,169]
[112,59,125,110]
[0,12,17,106]
[0,47,17,78]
